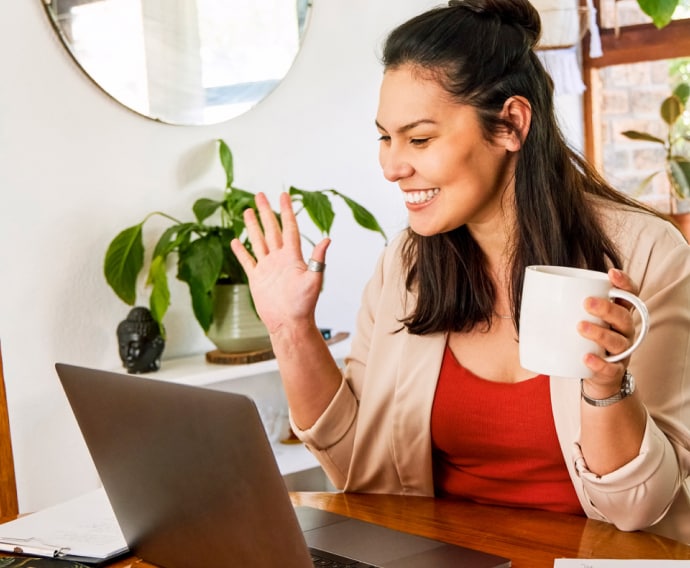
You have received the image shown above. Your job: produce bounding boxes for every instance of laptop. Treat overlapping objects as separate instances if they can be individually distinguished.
[55,362,511,568]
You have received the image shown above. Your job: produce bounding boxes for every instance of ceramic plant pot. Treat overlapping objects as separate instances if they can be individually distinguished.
[206,282,271,353]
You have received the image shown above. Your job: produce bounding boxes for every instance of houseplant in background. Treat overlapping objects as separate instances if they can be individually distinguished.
[104,139,387,358]
[621,82,690,235]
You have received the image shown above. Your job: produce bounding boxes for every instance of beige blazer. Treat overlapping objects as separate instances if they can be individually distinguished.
[294,203,690,543]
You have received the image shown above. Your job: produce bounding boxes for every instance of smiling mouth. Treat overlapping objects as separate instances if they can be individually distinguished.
[403,188,440,204]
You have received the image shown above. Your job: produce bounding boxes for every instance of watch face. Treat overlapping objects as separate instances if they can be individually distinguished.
[622,372,635,395]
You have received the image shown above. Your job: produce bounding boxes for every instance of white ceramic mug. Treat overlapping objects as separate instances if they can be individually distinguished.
[519,265,650,379]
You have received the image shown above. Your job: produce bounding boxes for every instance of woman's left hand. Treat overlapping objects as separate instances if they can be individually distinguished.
[578,268,637,398]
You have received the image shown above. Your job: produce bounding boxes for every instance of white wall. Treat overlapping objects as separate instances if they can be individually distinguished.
[0,0,581,513]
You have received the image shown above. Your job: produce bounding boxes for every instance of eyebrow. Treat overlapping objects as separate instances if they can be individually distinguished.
[375,118,438,134]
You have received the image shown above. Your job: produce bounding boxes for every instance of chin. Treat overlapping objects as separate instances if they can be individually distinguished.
[408,224,442,237]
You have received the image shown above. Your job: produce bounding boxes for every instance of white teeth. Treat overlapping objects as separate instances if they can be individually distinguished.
[403,188,439,204]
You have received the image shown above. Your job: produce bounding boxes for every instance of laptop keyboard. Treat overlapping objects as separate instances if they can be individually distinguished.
[309,547,380,567]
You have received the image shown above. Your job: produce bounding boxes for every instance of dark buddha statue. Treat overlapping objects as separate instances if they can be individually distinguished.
[116,307,165,374]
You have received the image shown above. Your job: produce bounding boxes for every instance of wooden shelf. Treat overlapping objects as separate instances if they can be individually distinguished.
[114,335,350,388]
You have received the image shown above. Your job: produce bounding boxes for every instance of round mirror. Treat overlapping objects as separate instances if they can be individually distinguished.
[43,0,312,125]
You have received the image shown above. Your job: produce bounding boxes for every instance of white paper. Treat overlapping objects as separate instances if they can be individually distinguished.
[0,488,128,560]
[555,561,690,567]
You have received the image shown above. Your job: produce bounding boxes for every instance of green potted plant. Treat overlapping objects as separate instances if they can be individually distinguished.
[621,82,690,231]
[104,139,387,352]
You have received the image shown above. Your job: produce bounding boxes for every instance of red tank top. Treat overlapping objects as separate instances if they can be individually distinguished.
[431,345,584,515]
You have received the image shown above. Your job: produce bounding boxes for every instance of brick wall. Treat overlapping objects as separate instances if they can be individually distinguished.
[599,60,674,211]
[595,0,689,213]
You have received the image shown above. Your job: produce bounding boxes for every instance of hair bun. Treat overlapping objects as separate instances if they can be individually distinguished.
[449,0,542,49]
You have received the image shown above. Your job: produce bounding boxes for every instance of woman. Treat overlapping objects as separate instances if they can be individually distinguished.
[231,0,690,542]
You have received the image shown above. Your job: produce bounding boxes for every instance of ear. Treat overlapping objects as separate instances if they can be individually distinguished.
[499,96,532,152]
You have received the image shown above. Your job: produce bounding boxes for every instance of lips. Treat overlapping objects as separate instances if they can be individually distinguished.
[403,188,440,204]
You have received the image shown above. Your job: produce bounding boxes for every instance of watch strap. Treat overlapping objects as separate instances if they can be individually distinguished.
[581,370,635,407]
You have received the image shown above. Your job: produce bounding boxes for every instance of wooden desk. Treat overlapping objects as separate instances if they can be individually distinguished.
[292,492,690,566]
[68,492,690,567]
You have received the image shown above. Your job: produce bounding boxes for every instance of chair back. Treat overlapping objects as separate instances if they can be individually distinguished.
[0,343,18,519]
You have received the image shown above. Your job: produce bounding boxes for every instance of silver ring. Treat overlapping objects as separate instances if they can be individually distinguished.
[307,259,326,273]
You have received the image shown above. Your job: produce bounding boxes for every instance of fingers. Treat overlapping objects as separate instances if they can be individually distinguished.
[582,352,625,383]
[578,310,634,355]
[579,268,638,354]
[255,192,284,251]
[310,238,331,263]
[243,192,279,258]
[230,238,256,273]
[243,207,269,258]
[233,192,327,274]
[579,297,635,352]
[579,268,639,383]
[242,192,299,260]
[607,267,638,311]
[579,308,630,387]
[608,267,637,294]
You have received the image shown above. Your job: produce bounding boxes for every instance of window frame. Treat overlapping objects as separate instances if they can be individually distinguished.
[581,4,690,169]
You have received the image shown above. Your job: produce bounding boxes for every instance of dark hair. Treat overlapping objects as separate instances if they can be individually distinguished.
[382,0,653,335]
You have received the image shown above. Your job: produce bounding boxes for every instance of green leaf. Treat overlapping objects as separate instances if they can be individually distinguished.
[152,223,195,259]
[147,254,170,337]
[225,187,256,213]
[177,236,224,291]
[230,215,246,241]
[218,139,234,188]
[193,198,223,223]
[337,193,388,242]
[104,224,144,305]
[670,157,690,199]
[222,187,257,233]
[289,187,335,234]
[661,95,684,127]
[177,235,224,331]
[630,170,663,197]
[637,0,679,28]
[673,83,690,106]
[621,130,666,144]
[216,227,247,282]
[189,286,214,332]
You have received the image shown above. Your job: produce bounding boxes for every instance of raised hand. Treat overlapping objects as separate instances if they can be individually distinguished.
[231,192,341,428]
[230,191,330,335]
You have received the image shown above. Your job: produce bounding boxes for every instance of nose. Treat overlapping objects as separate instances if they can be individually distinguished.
[379,144,414,182]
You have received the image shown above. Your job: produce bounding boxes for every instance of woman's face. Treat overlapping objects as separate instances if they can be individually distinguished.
[376,64,517,237]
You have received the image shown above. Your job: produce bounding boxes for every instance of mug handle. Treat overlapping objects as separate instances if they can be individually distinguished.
[603,289,650,363]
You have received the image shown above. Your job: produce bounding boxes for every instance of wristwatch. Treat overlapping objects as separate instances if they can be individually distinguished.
[581,370,636,407]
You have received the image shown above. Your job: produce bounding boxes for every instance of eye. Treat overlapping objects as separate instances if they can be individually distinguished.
[410,138,430,146]
[378,134,391,143]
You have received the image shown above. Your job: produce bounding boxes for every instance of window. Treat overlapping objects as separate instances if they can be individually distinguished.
[582,0,690,209]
